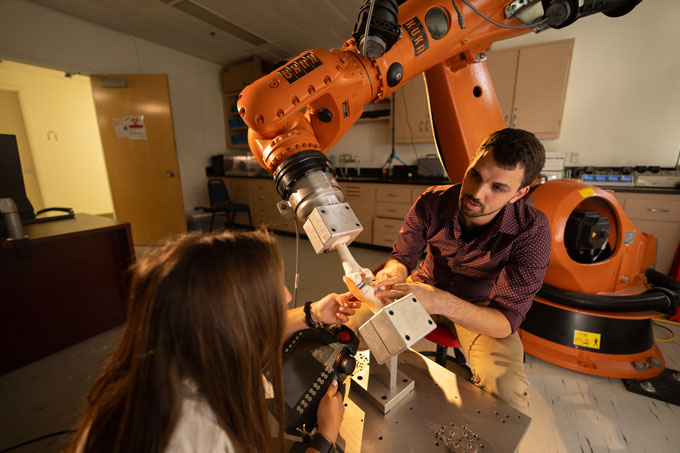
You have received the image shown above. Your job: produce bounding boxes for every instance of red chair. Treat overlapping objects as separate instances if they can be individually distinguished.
[421,325,468,368]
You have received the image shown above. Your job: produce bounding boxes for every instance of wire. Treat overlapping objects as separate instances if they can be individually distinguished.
[654,316,680,327]
[451,0,466,29]
[362,0,377,57]
[293,220,300,308]
[459,0,547,30]
[399,88,421,164]
[0,430,75,453]
[652,320,676,342]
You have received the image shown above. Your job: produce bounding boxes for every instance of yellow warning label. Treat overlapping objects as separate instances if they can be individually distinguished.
[578,187,595,198]
[573,330,601,349]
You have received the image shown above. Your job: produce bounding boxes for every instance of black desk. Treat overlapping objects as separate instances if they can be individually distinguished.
[0,214,135,374]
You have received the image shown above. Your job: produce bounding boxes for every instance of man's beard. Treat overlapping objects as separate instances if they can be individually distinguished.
[459,194,502,218]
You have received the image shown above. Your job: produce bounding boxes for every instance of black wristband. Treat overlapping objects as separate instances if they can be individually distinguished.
[309,432,334,453]
[304,301,323,328]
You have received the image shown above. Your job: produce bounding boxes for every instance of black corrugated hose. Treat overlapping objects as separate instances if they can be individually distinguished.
[537,270,679,315]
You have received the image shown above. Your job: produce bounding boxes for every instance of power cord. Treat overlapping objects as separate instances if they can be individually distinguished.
[0,430,75,453]
[293,220,301,308]
[652,320,676,342]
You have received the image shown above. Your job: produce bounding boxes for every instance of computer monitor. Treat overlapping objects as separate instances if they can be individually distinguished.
[0,134,35,221]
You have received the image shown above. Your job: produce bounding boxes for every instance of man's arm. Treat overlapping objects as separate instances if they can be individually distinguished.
[376,282,512,338]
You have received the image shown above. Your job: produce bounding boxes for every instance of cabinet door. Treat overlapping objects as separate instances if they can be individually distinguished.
[350,199,375,245]
[393,74,433,143]
[631,219,680,274]
[513,39,573,138]
[227,178,250,204]
[485,48,519,127]
[487,39,573,139]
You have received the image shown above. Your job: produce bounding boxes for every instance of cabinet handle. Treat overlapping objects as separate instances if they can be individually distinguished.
[648,208,670,213]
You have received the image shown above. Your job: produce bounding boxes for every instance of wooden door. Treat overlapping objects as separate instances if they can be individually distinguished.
[90,74,186,244]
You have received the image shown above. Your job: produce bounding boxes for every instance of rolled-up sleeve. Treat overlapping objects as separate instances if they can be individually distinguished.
[488,213,552,333]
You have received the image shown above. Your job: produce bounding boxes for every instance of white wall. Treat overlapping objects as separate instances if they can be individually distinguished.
[0,0,226,213]
[490,0,680,167]
[1,0,677,218]
[0,61,114,215]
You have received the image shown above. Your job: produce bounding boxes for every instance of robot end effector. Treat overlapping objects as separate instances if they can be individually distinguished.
[273,150,363,254]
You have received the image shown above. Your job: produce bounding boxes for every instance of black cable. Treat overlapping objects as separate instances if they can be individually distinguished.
[460,0,547,29]
[451,0,466,29]
[0,430,76,453]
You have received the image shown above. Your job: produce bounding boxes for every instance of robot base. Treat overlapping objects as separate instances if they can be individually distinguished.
[519,297,665,380]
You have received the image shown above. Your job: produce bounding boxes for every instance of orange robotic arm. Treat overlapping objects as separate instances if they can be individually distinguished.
[237,0,642,254]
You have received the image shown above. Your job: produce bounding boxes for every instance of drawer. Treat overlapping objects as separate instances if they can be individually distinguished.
[374,217,403,233]
[340,182,375,201]
[376,202,410,219]
[373,230,399,248]
[411,185,432,203]
[624,197,680,222]
[228,179,250,204]
[376,185,412,203]
[249,179,279,204]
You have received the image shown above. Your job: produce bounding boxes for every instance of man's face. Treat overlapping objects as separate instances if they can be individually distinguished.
[459,150,529,226]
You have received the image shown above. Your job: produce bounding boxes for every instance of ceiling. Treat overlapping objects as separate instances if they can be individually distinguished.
[29,0,365,67]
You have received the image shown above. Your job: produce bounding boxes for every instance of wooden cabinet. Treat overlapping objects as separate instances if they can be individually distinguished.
[613,191,680,274]
[222,57,262,94]
[340,182,376,245]
[249,178,297,232]
[218,178,438,249]
[373,185,420,247]
[223,94,249,149]
[393,74,433,144]
[486,39,574,139]
[222,57,262,149]
[0,214,133,374]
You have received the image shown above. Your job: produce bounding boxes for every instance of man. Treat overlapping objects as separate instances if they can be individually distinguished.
[374,128,551,413]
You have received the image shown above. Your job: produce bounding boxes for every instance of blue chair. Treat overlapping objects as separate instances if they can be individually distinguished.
[207,179,252,231]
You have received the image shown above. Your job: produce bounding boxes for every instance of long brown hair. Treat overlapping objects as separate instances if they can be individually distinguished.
[70,229,286,452]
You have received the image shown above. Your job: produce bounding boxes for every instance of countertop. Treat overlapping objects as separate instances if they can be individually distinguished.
[207,168,680,193]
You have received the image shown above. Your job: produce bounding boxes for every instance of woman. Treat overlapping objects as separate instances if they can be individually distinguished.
[69,229,358,452]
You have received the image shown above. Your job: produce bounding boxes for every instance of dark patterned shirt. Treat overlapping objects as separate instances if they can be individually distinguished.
[390,184,551,333]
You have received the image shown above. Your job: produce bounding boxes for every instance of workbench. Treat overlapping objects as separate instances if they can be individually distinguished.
[334,349,530,453]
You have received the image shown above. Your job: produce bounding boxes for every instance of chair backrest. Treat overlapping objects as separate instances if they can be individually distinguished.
[208,179,232,207]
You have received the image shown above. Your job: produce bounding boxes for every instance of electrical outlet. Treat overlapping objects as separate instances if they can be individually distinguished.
[569,152,579,163]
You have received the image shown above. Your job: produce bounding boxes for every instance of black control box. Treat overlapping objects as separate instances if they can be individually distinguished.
[282,324,360,435]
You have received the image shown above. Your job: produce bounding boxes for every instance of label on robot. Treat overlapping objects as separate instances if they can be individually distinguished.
[578,187,595,198]
[403,17,429,56]
[573,330,601,349]
[623,230,636,245]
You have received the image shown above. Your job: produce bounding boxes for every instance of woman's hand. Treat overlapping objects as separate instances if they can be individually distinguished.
[312,292,361,324]
[316,379,344,445]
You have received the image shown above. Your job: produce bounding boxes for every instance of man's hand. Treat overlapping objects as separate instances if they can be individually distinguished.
[374,281,443,315]
[375,260,408,287]
[313,292,361,324]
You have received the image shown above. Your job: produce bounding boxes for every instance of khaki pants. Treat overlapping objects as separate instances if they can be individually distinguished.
[432,314,529,413]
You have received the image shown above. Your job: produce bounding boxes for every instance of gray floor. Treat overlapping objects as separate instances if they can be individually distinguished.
[1,232,679,452]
